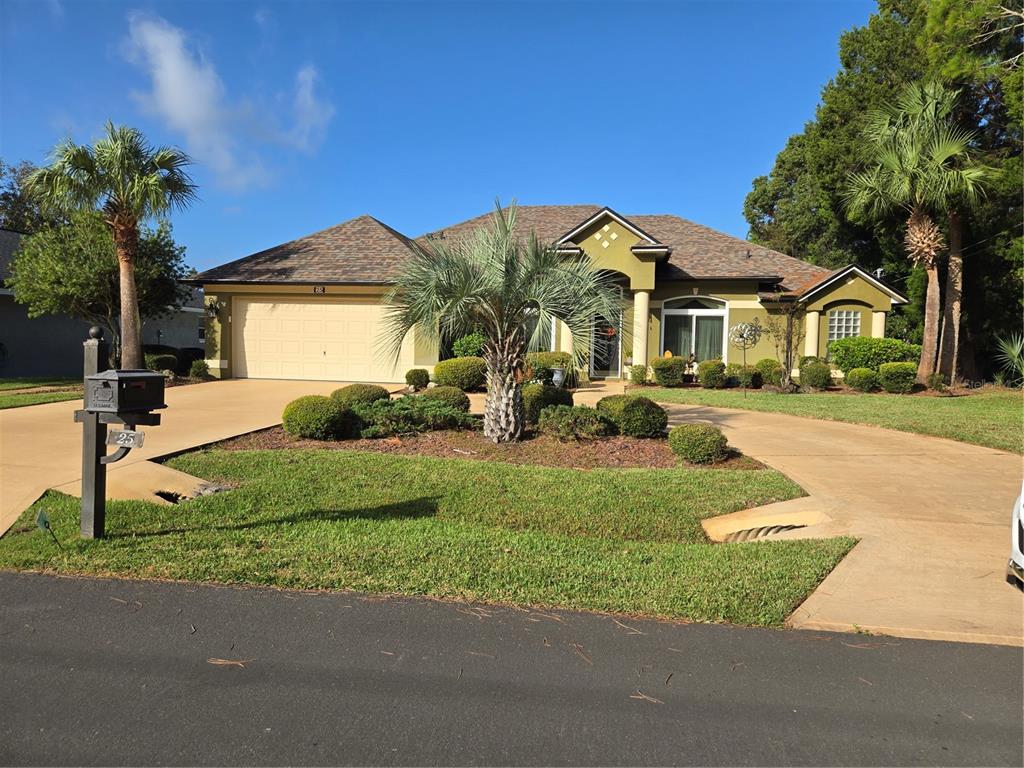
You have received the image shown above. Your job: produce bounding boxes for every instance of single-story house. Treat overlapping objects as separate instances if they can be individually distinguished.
[192,205,907,382]
[0,227,205,377]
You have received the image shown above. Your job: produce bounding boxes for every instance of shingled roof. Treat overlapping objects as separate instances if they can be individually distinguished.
[195,205,835,292]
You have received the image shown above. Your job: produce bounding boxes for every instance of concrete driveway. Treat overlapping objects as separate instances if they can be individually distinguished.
[666,404,1023,646]
[0,379,393,535]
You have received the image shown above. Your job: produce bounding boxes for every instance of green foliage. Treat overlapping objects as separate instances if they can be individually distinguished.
[405,368,430,390]
[845,367,879,392]
[696,359,726,389]
[175,347,206,376]
[189,359,210,379]
[282,396,353,440]
[526,351,574,386]
[878,362,918,394]
[629,363,648,385]
[330,383,391,408]
[451,330,485,358]
[995,333,1024,387]
[617,396,669,438]
[669,424,729,465]
[433,356,487,391]
[827,336,922,373]
[537,405,613,441]
[0,159,64,233]
[145,353,177,371]
[926,372,947,392]
[799,356,821,367]
[754,358,784,387]
[595,394,629,426]
[650,356,687,387]
[354,396,476,438]
[419,385,471,412]
[725,363,763,389]
[522,383,573,423]
[799,360,833,390]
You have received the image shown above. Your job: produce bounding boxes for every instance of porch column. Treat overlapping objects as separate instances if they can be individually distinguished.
[871,311,886,338]
[804,310,820,358]
[632,290,650,367]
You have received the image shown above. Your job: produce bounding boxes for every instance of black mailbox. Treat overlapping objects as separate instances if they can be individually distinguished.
[84,369,167,415]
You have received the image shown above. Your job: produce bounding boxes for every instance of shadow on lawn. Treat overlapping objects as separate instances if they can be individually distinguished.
[110,496,441,539]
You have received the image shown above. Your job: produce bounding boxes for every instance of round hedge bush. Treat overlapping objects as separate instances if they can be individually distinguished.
[754,358,784,387]
[845,367,878,392]
[405,368,429,390]
[420,385,471,412]
[650,356,687,387]
[537,405,613,441]
[828,336,922,374]
[799,360,833,390]
[617,396,668,438]
[595,393,629,428]
[522,383,573,423]
[697,359,726,388]
[282,395,353,440]
[669,424,729,464]
[629,363,648,385]
[189,358,210,379]
[433,356,487,391]
[331,383,391,408]
[878,361,917,394]
[145,353,177,371]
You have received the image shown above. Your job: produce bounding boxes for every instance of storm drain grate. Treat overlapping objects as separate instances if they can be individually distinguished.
[723,524,806,543]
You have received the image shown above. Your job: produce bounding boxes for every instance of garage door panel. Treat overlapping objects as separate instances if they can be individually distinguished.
[234,297,404,382]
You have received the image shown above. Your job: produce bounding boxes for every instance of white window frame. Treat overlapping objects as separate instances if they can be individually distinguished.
[827,309,860,342]
[658,296,729,364]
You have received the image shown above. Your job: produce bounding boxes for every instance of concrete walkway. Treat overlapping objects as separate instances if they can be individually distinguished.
[665,403,1024,646]
[0,379,394,535]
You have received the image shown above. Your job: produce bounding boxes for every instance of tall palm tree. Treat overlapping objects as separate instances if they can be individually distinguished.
[844,82,988,384]
[28,123,196,369]
[382,202,622,443]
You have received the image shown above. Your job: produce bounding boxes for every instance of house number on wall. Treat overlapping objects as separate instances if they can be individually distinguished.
[313,286,326,294]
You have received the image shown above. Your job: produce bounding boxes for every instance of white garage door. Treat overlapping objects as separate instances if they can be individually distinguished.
[233,297,407,382]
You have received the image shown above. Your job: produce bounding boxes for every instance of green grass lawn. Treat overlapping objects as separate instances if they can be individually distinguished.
[645,387,1022,453]
[0,449,854,626]
[0,377,83,409]
[0,376,80,391]
[0,391,82,409]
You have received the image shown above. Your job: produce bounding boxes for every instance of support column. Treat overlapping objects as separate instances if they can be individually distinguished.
[871,311,886,338]
[632,290,650,368]
[804,310,820,358]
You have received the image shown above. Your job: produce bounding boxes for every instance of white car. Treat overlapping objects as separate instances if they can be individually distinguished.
[1008,484,1024,590]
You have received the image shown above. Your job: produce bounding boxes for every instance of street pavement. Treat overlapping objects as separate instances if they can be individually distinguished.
[1,572,1020,766]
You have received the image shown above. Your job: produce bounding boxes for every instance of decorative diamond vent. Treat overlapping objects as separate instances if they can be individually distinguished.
[592,223,619,249]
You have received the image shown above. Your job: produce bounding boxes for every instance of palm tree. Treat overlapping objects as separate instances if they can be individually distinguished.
[28,123,196,369]
[382,202,622,443]
[845,82,988,384]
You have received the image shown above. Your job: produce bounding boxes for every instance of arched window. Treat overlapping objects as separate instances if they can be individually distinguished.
[660,296,728,362]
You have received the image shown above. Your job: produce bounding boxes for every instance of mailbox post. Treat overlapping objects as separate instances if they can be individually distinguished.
[75,327,166,539]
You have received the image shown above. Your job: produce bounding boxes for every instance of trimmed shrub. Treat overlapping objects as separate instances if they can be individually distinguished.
[537,405,613,441]
[528,363,554,386]
[420,385,470,412]
[434,356,487,391]
[145,353,177,371]
[189,359,210,379]
[526,351,574,387]
[595,394,630,427]
[845,367,878,392]
[331,383,391,408]
[452,331,485,358]
[754,358,784,387]
[522,383,573,423]
[629,363,648,386]
[650,356,687,387]
[725,363,762,388]
[668,424,729,464]
[618,396,668,438]
[799,360,833,390]
[927,372,947,392]
[827,337,922,374]
[696,359,726,389]
[356,396,475,438]
[878,362,917,394]
[282,395,353,440]
[799,356,821,368]
[175,347,206,375]
[405,368,430,391]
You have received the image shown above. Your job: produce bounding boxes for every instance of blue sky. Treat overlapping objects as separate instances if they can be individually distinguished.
[1,0,875,271]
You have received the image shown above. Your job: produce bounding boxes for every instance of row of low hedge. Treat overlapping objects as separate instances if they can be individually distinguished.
[141,345,207,377]
[827,337,921,374]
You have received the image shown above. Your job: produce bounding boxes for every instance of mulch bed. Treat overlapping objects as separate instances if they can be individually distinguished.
[210,427,764,471]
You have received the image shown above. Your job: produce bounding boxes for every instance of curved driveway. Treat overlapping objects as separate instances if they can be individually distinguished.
[664,403,1023,645]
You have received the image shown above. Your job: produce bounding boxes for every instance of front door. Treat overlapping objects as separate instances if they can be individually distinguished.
[590,315,620,378]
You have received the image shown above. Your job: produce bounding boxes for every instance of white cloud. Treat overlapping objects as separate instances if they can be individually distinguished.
[124,13,334,190]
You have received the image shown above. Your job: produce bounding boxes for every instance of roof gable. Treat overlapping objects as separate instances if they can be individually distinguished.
[556,207,660,245]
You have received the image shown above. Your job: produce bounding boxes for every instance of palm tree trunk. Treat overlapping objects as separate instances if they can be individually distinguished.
[937,210,963,385]
[918,263,941,384]
[113,222,144,369]
[483,338,525,443]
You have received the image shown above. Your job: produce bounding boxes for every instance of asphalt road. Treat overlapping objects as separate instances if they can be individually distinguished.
[1,572,1021,767]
